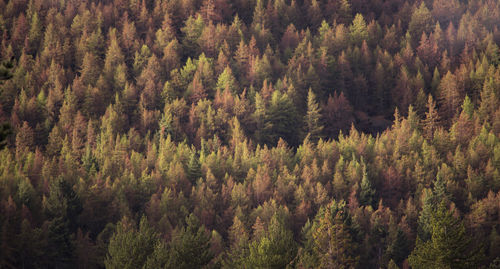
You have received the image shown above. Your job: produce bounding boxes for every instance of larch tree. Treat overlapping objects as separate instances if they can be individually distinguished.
[216,66,238,94]
[438,71,462,122]
[323,92,354,138]
[478,77,499,121]
[337,0,353,25]
[422,94,440,140]
[408,2,433,45]
[312,200,358,269]
[349,13,368,46]
[432,0,461,26]
[181,15,205,57]
[307,0,323,31]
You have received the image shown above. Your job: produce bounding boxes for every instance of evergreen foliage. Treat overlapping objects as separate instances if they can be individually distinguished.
[409,202,484,269]
[0,0,499,268]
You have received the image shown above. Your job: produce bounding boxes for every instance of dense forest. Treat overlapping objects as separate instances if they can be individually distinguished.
[0,0,500,268]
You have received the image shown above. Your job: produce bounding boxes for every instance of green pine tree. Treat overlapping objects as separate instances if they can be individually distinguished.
[0,60,13,149]
[304,88,323,142]
[186,151,202,184]
[409,201,484,269]
[167,214,213,269]
[359,165,375,207]
[312,200,358,269]
[386,229,410,266]
[264,91,299,146]
[246,214,297,269]
[105,216,159,269]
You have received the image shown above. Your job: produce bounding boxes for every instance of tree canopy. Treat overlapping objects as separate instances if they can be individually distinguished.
[0,0,500,268]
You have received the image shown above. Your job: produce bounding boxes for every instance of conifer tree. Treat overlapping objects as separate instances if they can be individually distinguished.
[223,216,250,267]
[186,151,202,184]
[304,88,323,142]
[167,214,213,268]
[408,2,433,45]
[44,178,83,268]
[478,77,499,121]
[312,200,358,268]
[422,95,440,140]
[269,90,299,146]
[350,14,368,46]
[409,201,484,269]
[246,214,297,268]
[27,11,42,53]
[0,59,13,149]
[323,92,354,138]
[181,15,205,57]
[438,71,461,122]
[0,122,11,149]
[359,165,375,207]
[105,216,159,269]
[216,66,238,93]
[307,0,322,30]
[337,0,353,25]
[386,229,410,266]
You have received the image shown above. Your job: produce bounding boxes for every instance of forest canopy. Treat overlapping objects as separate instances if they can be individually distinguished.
[1,0,500,268]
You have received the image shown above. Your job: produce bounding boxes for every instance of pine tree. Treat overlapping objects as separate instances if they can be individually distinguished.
[422,95,440,140]
[0,122,12,149]
[105,216,159,269]
[189,72,207,103]
[103,29,125,92]
[43,178,83,268]
[252,0,267,29]
[223,216,250,268]
[408,2,433,45]
[307,0,322,30]
[246,214,297,268]
[387,229,410,266]
[431,67,441,95]
[337,0,353,25]
[167,214,213,268]
[80,52,100,86]
[438,71,461,121]
[478,77,499,121]
[259,90,299,146]
[359,165,375,207]
[409,201,484,269]
[304,88,323,142]
[181,15,205,57]
[312,200,358,268]
[216,66,238,93]
[27,11,42,53]
[461,95,474,119]
[186,151,202,184]
[350,13,368,46]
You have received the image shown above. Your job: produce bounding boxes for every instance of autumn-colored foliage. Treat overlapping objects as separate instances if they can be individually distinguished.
[0,0,500,268]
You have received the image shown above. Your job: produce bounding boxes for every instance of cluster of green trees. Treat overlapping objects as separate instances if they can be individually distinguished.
[1,0,500,267]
